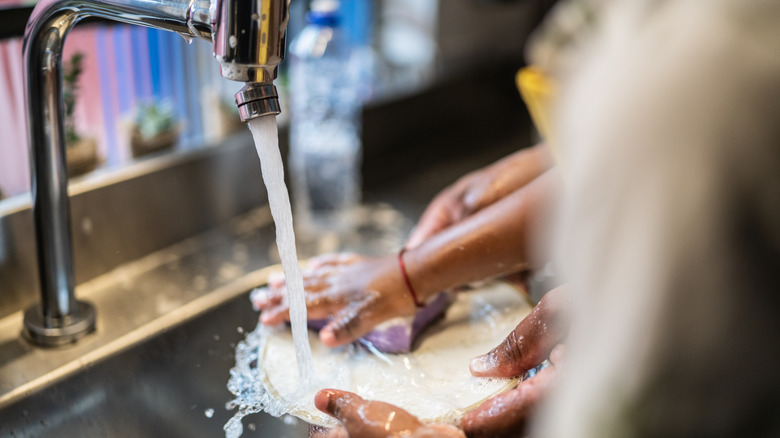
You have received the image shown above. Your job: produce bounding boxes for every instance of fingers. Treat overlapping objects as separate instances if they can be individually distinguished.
[307,253,360,269]
[259,288,353,325]
[470,285,569,377]
[251,286,283,310]
[255,258,351,325]
[314,389,361,419]
[259,299,289,325]
[311,390,370,438]
[320,297,383,347]
[257,254,408,348]
[461,364,558,438]
[406,193,465,249]
[406,208,451,250]
[268,270,286,288]
[315,389,425,438]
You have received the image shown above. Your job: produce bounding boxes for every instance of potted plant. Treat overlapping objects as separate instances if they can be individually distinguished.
[63,52,99,177]
[130,101,181,158]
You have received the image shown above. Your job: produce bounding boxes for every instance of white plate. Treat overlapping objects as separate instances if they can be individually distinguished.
[259,280,533,426]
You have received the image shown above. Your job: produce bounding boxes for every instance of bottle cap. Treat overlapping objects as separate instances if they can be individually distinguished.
[307,0,340,26]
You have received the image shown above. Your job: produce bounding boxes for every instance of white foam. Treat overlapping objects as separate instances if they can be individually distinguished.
[227,281,532,430]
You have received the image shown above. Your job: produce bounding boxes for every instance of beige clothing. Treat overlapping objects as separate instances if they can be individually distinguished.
[533,1,780,436]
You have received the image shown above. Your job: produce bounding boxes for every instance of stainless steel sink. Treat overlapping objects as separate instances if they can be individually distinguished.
[0,204,310,437]
[0,68,534,437]
[0,202,414,437]
[0,289,308,438]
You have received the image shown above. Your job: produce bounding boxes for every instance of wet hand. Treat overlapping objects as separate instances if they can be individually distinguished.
[252,253,417,347]
[461,285,570,437]
[406,145,552,249]
[461,345,564,437]
[310,389,465,438]
[469,285,569,377]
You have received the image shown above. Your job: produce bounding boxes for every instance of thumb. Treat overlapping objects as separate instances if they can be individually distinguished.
[470,285,569,377]
[315,389,362,420]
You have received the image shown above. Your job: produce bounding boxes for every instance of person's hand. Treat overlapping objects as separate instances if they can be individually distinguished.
[461,285,570,437]
[470,285,569,377]
[309,389,465,438]
[252,253,417,347]
[406,144,552,249]
[461,345,564,438]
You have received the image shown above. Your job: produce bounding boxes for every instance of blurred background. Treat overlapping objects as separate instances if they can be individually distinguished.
[0,0,554,199]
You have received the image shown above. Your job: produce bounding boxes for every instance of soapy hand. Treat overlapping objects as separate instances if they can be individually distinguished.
[307,286,570,438]
[252,253,417,347]
[469,285,569,377]
[406,144,552,249]
[309,389,465,438]
[461,344,564,437]
[308,340,565,438]
[461,285,570,436]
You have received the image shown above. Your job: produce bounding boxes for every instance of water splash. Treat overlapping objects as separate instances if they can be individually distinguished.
[224,116,316,437]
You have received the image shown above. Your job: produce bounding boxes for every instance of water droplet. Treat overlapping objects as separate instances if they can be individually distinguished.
[204,408,215,418]
[178,32,194,44]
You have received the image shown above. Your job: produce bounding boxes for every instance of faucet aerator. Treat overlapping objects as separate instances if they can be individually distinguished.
[235,83,282,122]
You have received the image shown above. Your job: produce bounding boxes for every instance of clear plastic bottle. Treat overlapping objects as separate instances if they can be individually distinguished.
[289,0,361,235]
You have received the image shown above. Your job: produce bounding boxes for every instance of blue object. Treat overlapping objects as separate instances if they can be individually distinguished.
[306,9,340,27]
[287,2,363,233]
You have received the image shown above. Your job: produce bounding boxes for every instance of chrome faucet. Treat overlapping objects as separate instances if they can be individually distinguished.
[22,0,290,346]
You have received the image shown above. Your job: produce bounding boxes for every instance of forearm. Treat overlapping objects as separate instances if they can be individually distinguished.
[405,168,559,302]
[469,143,555,210]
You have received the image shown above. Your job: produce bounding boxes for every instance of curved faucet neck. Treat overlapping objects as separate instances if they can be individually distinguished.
[22,0,288,345]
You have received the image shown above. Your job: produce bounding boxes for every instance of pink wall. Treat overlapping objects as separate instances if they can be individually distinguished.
[0,38,28,197]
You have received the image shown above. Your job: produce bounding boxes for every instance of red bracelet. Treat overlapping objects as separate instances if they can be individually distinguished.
[398,248,425,308]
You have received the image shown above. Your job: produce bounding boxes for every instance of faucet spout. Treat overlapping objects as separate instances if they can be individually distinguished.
[211,0,290,121]
[22,0,290,346]
[235,82,281,122]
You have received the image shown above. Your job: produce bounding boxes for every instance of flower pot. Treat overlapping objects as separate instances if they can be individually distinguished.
[130,124,181,158]
[66,137,98,177]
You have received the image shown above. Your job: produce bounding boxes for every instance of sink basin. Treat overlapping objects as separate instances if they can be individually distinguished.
[0,206,310,438]
[0,203,410,438]
[0,290,308,437]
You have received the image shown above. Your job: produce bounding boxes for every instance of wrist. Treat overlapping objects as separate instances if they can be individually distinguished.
[398,248,425,308]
